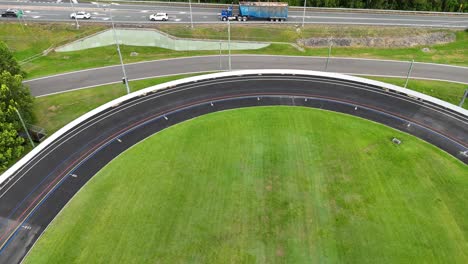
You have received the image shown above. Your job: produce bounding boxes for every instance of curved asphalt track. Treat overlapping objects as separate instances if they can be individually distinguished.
[1,72,467,263]
[24,55,468,97]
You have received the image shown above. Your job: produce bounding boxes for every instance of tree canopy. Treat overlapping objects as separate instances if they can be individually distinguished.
[0,41,33,170]
[0,41,25,77]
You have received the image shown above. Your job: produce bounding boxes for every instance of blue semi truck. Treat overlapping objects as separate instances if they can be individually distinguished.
[220,2,288,22]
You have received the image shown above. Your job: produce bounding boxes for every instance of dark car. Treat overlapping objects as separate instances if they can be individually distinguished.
[1,9,21,18]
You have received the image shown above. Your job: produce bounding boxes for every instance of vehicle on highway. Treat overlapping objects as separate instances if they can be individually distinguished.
[70,11,91,19]
[1,9,22,18]
[220,2,288,22]
[149,12,168,21]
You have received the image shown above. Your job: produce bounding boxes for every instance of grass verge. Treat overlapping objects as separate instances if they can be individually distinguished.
[0,22,105,63]
[2,23,465,78]
[363,76,468,108]
[24,107,468,263]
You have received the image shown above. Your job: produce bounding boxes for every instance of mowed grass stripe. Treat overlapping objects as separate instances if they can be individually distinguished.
[25,107,467,264]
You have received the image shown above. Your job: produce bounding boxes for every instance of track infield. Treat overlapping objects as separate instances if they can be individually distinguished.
[24,107,468,263]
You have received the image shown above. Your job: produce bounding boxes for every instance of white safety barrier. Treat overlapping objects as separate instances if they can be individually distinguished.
[1,70,467,185]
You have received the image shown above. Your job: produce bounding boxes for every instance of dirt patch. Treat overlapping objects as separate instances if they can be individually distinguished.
[298,31,455,48]
[276,246,285,257]
[47,105,59,112]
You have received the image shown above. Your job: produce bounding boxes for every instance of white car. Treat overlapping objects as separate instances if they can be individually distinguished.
[70,11,91,19]
[149,13,168,21]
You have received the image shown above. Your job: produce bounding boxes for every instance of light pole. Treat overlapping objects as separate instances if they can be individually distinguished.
[189,0,194,28]
[109,8,130,94]
[324,42,332,71]
[70,0,80,29]
[459,89,468,107]
[14,108,35,148]
[219,41,222,70]
[404,59,414,88]
[228,20,231,71]
[302,0,307,27]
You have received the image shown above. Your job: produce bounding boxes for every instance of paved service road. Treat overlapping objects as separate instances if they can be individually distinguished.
[24,55,468,97]
[1,72,467,263]
[0,1,467,27]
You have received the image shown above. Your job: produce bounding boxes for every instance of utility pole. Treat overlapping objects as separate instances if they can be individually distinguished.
[219,41,222,70]
[459,89,468,107]
[324,43,332,71]
[189,0,194,28]
[15,108,35,148]
[70,0,80,29]
[404,59,414,88]
[228,20,231,71]
[109,8,130,94]
[302,0,307,27]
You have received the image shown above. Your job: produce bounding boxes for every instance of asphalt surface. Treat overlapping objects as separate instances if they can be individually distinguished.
[24,55,468,97]
[0,73,467,263]
[1,1,467,27]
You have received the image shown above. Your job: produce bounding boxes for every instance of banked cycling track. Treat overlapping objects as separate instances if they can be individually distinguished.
[0,70,467,263]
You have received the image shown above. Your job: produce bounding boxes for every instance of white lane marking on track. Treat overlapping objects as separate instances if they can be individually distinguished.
[32,16,41,18]
[141,10,148,13]
[179,11,186,14]
[174,18,181,22]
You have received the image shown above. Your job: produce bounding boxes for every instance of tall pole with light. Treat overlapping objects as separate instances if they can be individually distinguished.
[228,19,231,71]
[302,0,307,27]
[109,7,130,94]
[70,0,80,29]
[14,108,35,148]
[189,0,194,28]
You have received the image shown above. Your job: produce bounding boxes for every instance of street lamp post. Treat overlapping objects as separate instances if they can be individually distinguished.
[302,0,307,27]
[404,59,414,88]
[228,20,231,71]
[325,43,332,71]
[109,8,131,94]
[189,0,194,28]
[70,0,80,29]
[14,108,35,148]
[219,41,222,70]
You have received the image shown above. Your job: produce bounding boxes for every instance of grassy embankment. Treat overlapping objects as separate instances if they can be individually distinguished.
[25,106,468,263]
[0,23,466,78]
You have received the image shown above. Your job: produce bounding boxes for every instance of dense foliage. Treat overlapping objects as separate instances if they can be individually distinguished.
[165,0,468,12]
[0,41,34,170]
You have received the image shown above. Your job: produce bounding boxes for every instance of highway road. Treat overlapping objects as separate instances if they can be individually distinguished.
[24,55,468,97]
[0,0,467,27]
[1,71,467,263]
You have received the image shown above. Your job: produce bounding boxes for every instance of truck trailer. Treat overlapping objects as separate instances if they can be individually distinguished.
[220,2,288,22]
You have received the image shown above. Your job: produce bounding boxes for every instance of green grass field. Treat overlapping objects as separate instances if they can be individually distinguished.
[25,107,468,264]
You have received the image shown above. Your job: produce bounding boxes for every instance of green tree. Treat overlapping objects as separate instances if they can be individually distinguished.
[0,41,25,77]
[0,71,34,128]
[0,41,34,170]
[0,111,24,170]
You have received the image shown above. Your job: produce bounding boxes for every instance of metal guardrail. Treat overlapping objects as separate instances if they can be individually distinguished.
[1,69,467,186]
